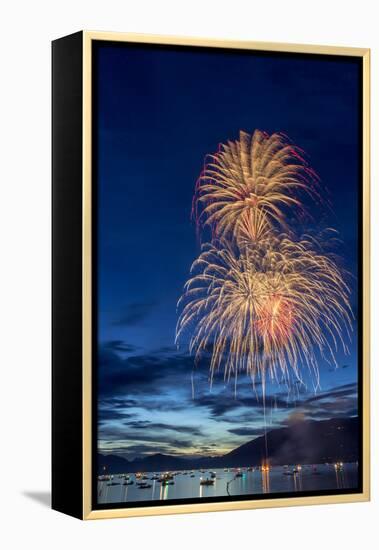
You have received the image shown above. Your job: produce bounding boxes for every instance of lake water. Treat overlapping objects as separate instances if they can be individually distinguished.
[97,463,358,504]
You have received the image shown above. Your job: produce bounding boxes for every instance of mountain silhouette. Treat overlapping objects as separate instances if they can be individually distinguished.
[98,416,359,474]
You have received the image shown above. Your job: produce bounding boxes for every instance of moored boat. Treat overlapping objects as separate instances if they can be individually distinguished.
[138,482,152,489]
[200,478,215,486]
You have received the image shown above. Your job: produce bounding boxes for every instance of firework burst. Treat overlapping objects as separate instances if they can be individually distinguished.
[177,130,352,394]
[193,130,321,242]
[176,234,352,390]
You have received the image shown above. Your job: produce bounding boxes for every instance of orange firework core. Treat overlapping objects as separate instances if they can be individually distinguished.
[256,295,294,344]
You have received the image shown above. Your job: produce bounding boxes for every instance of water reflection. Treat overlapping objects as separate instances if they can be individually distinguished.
[293,471,303,492]
[261,466,270,494]
[97,463,358,505]
[334,463,347,489]
[160,483,169,500]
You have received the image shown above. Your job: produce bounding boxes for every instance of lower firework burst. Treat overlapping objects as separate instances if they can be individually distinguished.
[176,233,352,391]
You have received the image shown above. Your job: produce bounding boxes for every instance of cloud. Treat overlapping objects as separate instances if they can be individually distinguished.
[304,382,357,404]
[99,425,195,457]
[228,427,270,437]
[98,409,134,423]
[154,346,178,354]
[304,408,358,420]
[97,345,201,398]
[124,420,203,436]
[97,344,359,459]
[100,444,170,457]
[112,301,157,326]
[280,382,358,424]
[99,397,138,409]
[193,392,289,418]
[103,340,139,353]
[101,431,194,447]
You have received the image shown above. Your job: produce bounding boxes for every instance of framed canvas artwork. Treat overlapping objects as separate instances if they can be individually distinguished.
[52,31,370,519]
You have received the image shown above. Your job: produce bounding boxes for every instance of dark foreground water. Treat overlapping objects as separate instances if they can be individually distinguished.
[97,463,358,504]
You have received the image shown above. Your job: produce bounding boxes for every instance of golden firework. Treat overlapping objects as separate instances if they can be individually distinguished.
[194,130,320,242]
[176,234,352,389]
[178,129,352,393]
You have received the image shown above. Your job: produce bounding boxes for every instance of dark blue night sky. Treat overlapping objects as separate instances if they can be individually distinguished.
[95,43,361,459]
